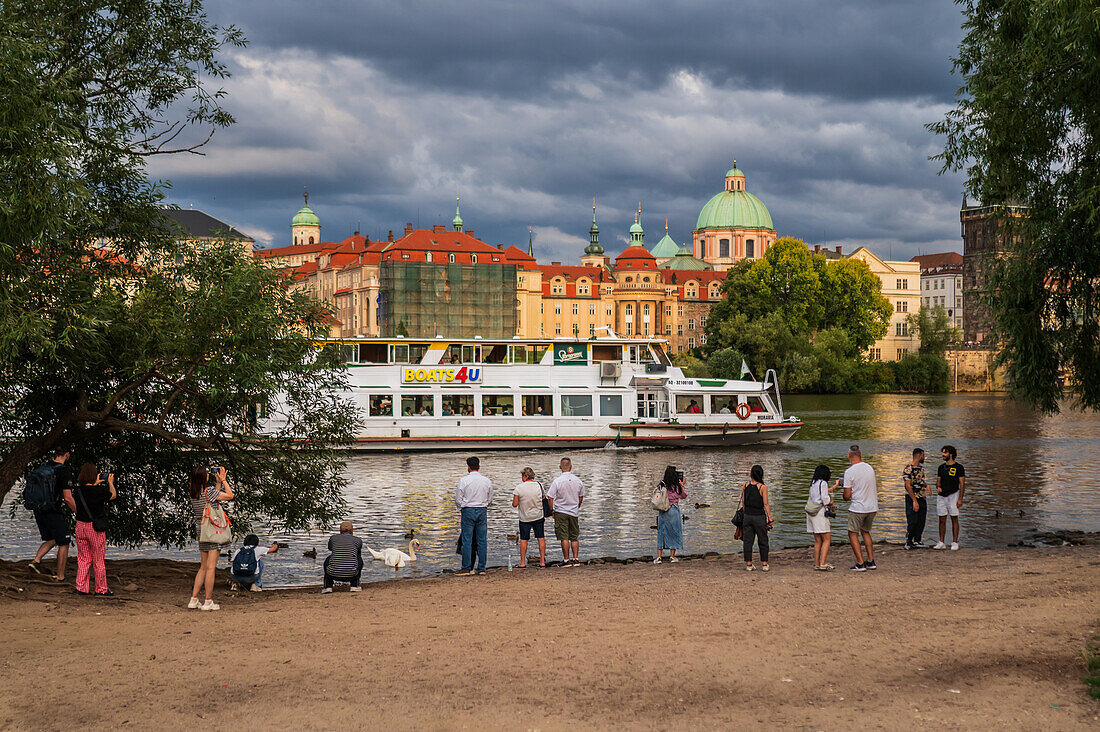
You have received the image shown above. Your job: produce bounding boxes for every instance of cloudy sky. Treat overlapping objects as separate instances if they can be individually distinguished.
[150,0,969,261]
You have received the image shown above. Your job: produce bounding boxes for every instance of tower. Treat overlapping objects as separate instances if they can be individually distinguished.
[291,189,321,246]
[628,203,645,246]
[581,198,610,268]
[452,196,464,233]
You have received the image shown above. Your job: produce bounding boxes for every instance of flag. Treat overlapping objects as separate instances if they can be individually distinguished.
[740,359,754,380]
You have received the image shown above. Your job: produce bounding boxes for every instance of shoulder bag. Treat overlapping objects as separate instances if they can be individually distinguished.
[75,486,109,533]
[804,483,823,516]
[539,481,553,518]
[649,482,670,512]
[731,483,745,537]
[199,499,232,545]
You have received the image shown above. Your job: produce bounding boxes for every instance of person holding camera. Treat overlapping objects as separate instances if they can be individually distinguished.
[806,464,835,571]
[740,465,773,571]
[654,465,686,563]
[188,466,234,611]
[67,463,116,596]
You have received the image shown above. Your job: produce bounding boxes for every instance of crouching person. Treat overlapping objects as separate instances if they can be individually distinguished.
[230,534,279,592]
[322,521,363,593]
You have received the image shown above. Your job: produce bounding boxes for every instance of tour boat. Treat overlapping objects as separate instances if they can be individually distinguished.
[276,335,802,450]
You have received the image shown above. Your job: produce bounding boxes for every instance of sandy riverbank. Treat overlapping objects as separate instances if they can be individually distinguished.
[2,544,1099,730]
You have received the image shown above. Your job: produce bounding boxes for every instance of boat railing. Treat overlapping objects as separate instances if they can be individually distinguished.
[765,368,783,416]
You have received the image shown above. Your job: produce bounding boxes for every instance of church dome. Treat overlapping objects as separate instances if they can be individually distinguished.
[649,231,679,259]
[695,166,773,231]
[292,205,320,227]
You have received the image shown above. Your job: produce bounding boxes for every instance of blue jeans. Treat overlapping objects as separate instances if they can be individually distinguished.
[460,507,488,572]
[231,558,264,587]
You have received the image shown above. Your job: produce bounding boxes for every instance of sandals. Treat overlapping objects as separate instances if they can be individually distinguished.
[745,564,755,571]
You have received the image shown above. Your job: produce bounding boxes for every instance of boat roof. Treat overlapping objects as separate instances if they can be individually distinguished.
[324,336,670,346]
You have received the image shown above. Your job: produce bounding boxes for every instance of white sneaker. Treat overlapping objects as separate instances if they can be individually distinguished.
[950,542,959,551]
[669,556,680,563]
[199,600,220,611]
[187,597,201,609]
[349,585,362,592]
[932,541,947,550]
[653,557,662,564]
[250,585,263,592]
[321,587,333,594]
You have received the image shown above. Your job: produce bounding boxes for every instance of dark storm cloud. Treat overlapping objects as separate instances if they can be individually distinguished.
[213,0,960,103]
[150,1,969,260]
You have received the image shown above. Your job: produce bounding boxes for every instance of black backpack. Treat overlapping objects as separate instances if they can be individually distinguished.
[24,463,59,511]
[233,545,258,576]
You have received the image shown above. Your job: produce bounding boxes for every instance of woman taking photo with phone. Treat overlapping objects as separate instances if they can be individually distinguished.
[188,466,233,611]
[740,464,773,571]
[69,463,116,596]
[654,465,686,563]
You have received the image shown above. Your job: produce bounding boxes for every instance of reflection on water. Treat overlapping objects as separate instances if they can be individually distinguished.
[2,394,1098,586]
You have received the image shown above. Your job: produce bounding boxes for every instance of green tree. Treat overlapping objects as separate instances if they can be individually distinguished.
[0,1,358,545]
[816,256,893,350]
[671,352,710,378]
[930,0,1100,412]
[707,347,749,380]
[908,305,962,356]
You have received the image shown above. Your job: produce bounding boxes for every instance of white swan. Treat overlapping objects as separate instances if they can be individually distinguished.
[367,539,420,568]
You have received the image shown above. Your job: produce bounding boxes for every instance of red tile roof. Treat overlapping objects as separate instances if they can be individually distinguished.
[504,245,536,262]
[910,251,963,274]
[615,246,659,269]
[377,229,508,264]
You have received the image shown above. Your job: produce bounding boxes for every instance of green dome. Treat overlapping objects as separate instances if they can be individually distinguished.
[649,232,679,258]
[292,206,320,227]
[725,167,745,178]
[695,190,773,231]
[660,245,713,271]
[629,220,644,235]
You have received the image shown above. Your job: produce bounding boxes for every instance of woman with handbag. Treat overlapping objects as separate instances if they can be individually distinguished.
[740,464,773,571]
[654,465,686,563]
[806,464,835,571]
[188,465,234,611]
[70,463,116,596]
[511,467,547,567]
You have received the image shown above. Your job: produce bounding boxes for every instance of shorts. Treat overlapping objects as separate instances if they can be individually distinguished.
[34,510,71,546]
[937,492,960,516]
[554,513,580,542]
[519,518,545,541]
[806,509,831,534]
[847,511,875,534]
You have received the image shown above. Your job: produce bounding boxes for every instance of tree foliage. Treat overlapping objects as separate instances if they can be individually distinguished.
[0,1,358,545]
[704,238,902,392]
[908,305,962,356]
[930,0,1100,412]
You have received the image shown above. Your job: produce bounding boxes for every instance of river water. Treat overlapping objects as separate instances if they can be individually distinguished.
[2,394,1098,586]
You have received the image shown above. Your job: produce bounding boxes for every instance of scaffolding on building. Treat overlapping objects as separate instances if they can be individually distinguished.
[379,261,519,338]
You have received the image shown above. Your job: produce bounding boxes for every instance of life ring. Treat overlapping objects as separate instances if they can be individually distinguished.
[735,403,751,420]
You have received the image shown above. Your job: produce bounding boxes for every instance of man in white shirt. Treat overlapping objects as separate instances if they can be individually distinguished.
[837,445,879,571]
[455,456,493,575]
[546,457,585,566]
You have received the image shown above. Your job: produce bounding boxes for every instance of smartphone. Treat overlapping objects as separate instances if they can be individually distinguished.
[99,472,110,482]
[676,470,685,482]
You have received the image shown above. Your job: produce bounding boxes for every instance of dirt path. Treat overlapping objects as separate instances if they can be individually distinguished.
[2,544,1098,730]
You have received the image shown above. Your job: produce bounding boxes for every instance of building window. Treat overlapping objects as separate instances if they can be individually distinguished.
[572,303,579,315]
[688,318,695,330]
[701,316,707,327]
[572,323,579,336]
[869,348,881,362]
[425,251,433,263]
[470,254,477,264]
[665,305,672,317]
[719,239,730,258]
[555,304,561,314]
[686,287,697,298]
[555,324,561,335]
[688,337,695,348]
[665,325,671,335]
[677,324,683,336]
[589,304,596,315]
[897,348,909,359]
[643,303,650,315]
[896,322,909,337]
[606,306,613,316]
[626,304,633,315]
[746,239,754,258]
[678,305,683,317]
[897,300,908,313]
[896,278,907,290]
[589,324,595,336]
[925,280,930,290]
[448,253,456,263]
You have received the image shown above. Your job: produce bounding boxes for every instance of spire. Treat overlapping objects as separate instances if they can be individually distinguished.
[527,226,534,257]
[303,187,309,206]
[452,195,463,232]
[628,203,644,244]
[585,198,603,255]
[665,217,669,232]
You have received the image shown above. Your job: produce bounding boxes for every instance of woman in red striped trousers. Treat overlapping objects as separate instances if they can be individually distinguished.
[70,463,116,596]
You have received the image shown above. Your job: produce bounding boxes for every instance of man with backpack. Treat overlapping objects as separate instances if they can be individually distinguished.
[229,534,279,591]
[26,448,74,582]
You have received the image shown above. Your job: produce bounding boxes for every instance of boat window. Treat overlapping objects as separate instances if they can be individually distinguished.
[747,396,767,413]
[409,344,428,363]
[707,395,735,415]
[508,345,527,364]
[521,395,553,416]
[527,345,548,364]
[481,394,514,416]
[484,344,508,364]
[461,344,481,363]
[390,344,410,363]
[591,345,621,362]
[368,395,393,416]
[401,395,434,416]
[343,345,357,363]
[675,395,703,414]
[561,394,593,417]
[440,394,474,416]
[651,344,672,365]
[599,394,623,417]
[358,344,387,363]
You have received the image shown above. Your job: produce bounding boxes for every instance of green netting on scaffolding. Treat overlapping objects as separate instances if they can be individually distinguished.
[379,261,519,338]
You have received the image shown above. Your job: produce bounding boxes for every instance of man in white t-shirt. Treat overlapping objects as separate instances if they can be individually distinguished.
[546,457,584,566]
[837,445,878,572]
